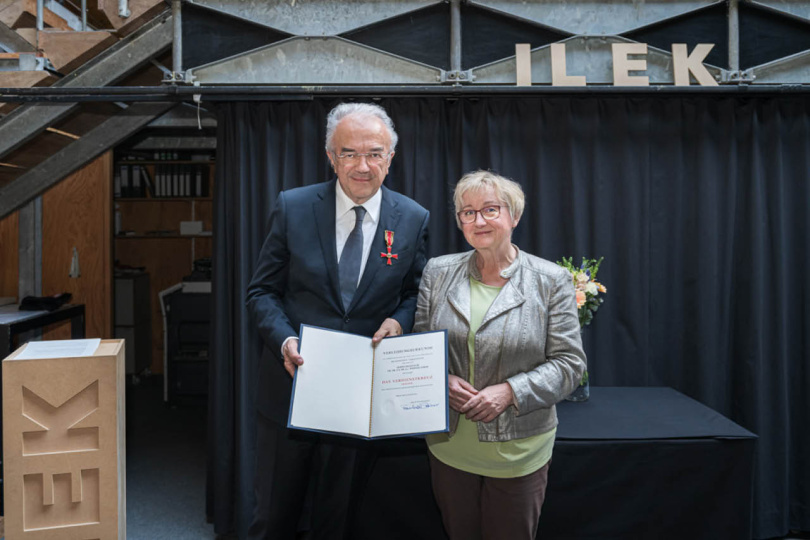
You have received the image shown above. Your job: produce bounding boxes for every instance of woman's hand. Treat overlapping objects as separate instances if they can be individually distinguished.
[448,374,478,413]
[459,383,515,423]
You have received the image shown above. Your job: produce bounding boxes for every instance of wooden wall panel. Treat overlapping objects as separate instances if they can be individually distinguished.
[0,210,19,299]
[193,200,213,259]
[117,199,206,234]
[114,237,194,373]
[41,152,112,341]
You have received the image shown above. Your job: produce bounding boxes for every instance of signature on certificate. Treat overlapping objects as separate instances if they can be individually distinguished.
[402,402,439,411]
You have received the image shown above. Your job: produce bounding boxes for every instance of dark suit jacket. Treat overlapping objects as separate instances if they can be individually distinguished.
[246,180,430,423]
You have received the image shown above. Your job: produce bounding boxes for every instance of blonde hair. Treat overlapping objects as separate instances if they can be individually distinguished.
[453,170,525,228]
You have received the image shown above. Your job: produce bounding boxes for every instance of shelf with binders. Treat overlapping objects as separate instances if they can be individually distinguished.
[113,151,214,239]
[114,161,213,199]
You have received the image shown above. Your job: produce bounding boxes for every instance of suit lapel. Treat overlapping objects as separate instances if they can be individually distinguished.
[312,181,341,305]
[350,186,401,312]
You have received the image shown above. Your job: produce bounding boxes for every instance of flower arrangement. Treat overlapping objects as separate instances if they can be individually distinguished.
[557,257,607,392]
[556,257,607,328]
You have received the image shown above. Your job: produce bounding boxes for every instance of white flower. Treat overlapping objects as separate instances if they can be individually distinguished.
[585,282,598,295]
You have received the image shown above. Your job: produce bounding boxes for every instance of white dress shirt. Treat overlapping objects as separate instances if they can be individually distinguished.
[335,179,382,285]
[281,181,382,354]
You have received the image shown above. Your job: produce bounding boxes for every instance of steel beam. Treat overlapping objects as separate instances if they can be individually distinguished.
[0,11,172,161]
[0,22,35,53]
[17,198,42,299]
[147,103,217,128]
[187,37,443,85]
[469,0,721,36]
[729,0,740,72]
[132,136,216,150]
[36,0,44,31]
[171,0,182,79]
[188,0,442,36]
[2,83,805,101]
[450,0,461,73]
[0,102,175,219]
[751,1,810,23]
[744,49,810,83]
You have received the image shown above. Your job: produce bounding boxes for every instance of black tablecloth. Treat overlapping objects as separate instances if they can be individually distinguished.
[359,387,757,540]
[540,387,757,540]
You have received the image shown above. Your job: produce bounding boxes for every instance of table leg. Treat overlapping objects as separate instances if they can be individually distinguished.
[70,310,86,339]
[1,328,6,514]
[1,326,11,357]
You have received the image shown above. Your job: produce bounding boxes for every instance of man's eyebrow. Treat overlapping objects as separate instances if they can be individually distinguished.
[339,146,386,153]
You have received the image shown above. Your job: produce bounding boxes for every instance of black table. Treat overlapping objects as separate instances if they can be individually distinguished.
[0,303,86,513]
[359,386,757,540]
[0,303,86,356]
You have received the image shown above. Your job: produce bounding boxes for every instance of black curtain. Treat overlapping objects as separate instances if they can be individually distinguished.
[208,97,809,539]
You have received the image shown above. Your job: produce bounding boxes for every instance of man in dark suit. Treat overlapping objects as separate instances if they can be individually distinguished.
[245,103,430,540]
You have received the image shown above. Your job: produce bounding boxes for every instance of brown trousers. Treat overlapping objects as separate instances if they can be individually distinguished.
[428,452,550,540]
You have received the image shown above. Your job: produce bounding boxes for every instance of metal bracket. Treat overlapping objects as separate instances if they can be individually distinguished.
[440,70,474,83]
[739,70,757,83]
[163,72,186,84]
[719,70,756,84]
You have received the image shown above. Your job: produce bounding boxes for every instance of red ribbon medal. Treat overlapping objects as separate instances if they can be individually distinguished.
[380,230,398,265]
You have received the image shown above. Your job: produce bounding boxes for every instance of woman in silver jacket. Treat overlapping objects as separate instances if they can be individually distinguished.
[414,170,586,540]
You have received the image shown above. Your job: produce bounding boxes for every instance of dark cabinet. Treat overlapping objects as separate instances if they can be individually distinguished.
[114,272,151,376]
[165,290,210,403]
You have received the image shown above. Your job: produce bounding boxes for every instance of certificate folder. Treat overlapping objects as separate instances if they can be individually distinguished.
[288,325,449,439]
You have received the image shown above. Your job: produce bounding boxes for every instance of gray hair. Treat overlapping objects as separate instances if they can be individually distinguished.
[453,170,525,228]
[325,102,398,153]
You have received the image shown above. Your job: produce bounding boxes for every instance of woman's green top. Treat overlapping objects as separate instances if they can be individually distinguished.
[427,277,555,478]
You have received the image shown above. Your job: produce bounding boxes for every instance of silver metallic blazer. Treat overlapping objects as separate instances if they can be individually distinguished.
[414,247,587,442]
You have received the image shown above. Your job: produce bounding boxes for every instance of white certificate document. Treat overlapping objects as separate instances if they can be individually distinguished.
[288,325,448,439]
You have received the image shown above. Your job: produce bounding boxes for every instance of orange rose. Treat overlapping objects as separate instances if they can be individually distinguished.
[597,283,607,294]
[576,289,586,308]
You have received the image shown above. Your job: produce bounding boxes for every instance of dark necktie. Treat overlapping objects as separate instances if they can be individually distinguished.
[339,206,366,311]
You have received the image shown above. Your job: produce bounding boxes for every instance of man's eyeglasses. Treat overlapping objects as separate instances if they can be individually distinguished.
[334,152,391,165]
[457,206,502,224]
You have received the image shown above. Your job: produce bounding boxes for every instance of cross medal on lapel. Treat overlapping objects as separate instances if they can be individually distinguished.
[380,230,398,265]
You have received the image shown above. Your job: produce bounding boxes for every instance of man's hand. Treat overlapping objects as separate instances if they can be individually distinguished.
[371,318,402,345]
[448,374,479,413]
[459,382,514,423]
[282,338,304,377]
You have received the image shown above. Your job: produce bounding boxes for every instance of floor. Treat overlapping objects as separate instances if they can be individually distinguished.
[125,376,219,539]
